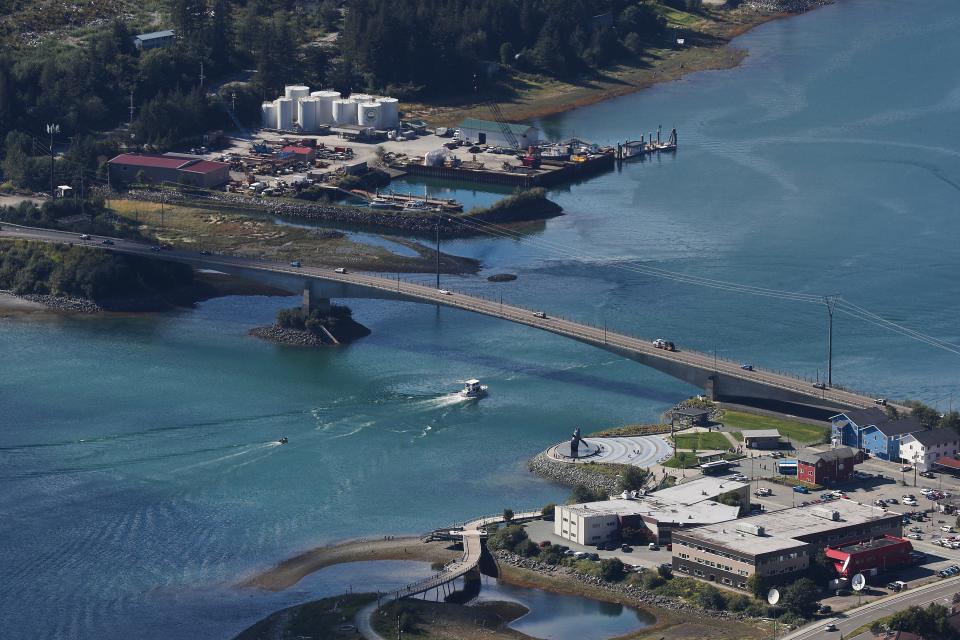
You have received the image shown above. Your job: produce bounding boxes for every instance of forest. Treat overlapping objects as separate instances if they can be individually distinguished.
[0,0,696,191]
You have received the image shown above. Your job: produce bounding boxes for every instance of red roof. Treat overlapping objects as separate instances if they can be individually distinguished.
[108,153,191,169]
[281,145,313,154]
[180,160,229,175]
[935,456,960,470]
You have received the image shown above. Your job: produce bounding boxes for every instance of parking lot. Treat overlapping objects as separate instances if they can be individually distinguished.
[522,519,674,573]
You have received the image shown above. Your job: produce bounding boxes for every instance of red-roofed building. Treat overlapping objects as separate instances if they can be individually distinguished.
[108,153,230,188]
[280,145,315,162]
[824,535,913,578]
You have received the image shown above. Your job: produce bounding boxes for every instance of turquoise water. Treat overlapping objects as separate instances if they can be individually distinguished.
[3,1,960,638]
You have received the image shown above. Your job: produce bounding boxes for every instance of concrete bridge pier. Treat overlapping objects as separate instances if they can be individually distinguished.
[705,375,717,401]
[302,280,331,314]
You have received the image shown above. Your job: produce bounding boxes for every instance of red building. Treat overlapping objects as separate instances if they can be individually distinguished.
[797,447,863,486]
[107,154,230,188]
[280,145,315,162]
[825,535,913,577]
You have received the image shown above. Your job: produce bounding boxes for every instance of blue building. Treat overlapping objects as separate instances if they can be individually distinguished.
[830,408,922,461]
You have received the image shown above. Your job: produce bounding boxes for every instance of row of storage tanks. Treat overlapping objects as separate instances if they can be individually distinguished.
[261,85,400,132]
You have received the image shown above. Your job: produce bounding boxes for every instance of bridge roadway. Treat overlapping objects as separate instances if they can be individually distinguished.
[0,223,882,411]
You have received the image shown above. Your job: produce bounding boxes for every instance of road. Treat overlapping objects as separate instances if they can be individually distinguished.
[0,223,885,410]
[782,576,960,639]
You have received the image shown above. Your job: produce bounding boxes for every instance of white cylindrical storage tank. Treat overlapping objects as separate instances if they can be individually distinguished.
[311,90,340,124]
[284,85,310,100]
[332,99,357,125]
[298,97,319,132]
[378,97,399,129]
[357,102,381,128]
[261,102,276,128]
[274,97,293,130]
[349,93,373,103]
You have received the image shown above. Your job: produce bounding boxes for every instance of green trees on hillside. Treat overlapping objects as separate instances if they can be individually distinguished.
[340,0,668,97]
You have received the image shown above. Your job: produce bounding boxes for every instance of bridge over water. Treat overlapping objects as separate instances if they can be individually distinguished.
[1,224,884,413]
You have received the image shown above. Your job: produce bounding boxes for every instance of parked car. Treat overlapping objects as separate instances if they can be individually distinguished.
[887,580,908,592]
[648,543,659,551]
[621,544,633,552]
[150,246,161,252]
[819,604,832,614]
[901,465,913,472]
[907,533,922,540]
[755,488,772,497]
[920,471,936,478]
[942,526,955,533]
[793,486,809,494]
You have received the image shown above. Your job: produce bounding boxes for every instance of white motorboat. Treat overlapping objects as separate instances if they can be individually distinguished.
[369,198,398,210]
[459,379,488,399]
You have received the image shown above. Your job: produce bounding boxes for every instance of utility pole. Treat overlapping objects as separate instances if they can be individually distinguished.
[128,91,135,127]
[46,123,59,200]
[435,215,441,290]
[825,295,839,387]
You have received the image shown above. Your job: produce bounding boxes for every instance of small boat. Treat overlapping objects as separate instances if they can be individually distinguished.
[369,198,398,210]
[278,436,288,444]
[459,379,488,399]
[402,199,429,211]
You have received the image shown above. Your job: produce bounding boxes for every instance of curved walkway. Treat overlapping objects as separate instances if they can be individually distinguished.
[548,435,673,468]
[355,509,541,638]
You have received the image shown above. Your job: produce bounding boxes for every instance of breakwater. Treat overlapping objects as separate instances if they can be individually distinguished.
[117,188,562,238]
[527,451,620,495]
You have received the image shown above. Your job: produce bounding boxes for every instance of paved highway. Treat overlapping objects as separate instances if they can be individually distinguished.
[782,576,960,640]
[0,223,883,410]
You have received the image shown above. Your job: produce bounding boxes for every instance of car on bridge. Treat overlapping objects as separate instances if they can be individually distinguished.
[740,363,754,371]
[533,311,547,319]
[438,289,451,295]
[101,239,114,245]
[334,267,347,274]
[813,382,827,389]
[80,234,90,240]
[290,261,301,267]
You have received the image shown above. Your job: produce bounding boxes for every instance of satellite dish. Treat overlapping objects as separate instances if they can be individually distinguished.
[852,573,867,592]
[767,588,781,605]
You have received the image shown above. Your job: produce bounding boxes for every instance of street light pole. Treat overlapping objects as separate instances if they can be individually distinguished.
[435,215,441,290]
[46,123,59,200]
[824,295,839,387]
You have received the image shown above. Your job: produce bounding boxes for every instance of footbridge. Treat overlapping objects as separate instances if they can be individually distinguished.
[0,224,884,412]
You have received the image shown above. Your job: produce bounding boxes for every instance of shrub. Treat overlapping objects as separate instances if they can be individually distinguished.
[540,503,555,520]
[600,558,626,582]
[486,524,530,555]
[503,508,514,522]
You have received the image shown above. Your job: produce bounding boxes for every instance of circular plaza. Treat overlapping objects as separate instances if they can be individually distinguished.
[547,434,673,468]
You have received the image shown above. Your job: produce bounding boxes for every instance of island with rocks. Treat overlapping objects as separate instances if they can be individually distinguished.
[250,305,371,347]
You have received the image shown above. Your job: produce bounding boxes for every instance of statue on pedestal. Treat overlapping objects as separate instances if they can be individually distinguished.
[570,427,584,459]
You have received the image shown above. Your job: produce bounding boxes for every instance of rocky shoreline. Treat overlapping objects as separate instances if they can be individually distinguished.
[527,451,620,495]
[10,292,102,313]
[745,0,832,12]
[494,549,747,622]
[249,325,332,347]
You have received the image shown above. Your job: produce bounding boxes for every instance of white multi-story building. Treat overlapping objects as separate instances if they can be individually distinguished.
[553,476,747,546]
[900,429,960,471]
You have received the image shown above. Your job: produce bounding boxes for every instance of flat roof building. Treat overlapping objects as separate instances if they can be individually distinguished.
[555,476,747,546]
[742,429,781,449]
[133,30,175,50]
[671,499,902,590]
[107,153,230,188]
[825,535,913,577]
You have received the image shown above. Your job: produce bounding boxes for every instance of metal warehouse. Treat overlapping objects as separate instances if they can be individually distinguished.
[107,154,231,188]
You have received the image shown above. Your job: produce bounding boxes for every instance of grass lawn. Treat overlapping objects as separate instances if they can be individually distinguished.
[673,432,731,451]
[107,199,474,273]
[720,410,829,445]
[661,452,699,469]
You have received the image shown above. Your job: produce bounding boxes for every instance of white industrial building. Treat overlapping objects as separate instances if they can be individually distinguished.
[456,118,539,148]
[260,85,400,132]
[553,476,748,546]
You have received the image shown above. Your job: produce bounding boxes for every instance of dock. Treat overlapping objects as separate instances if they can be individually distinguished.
[398,152,614,188]
[617,127,678,160]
